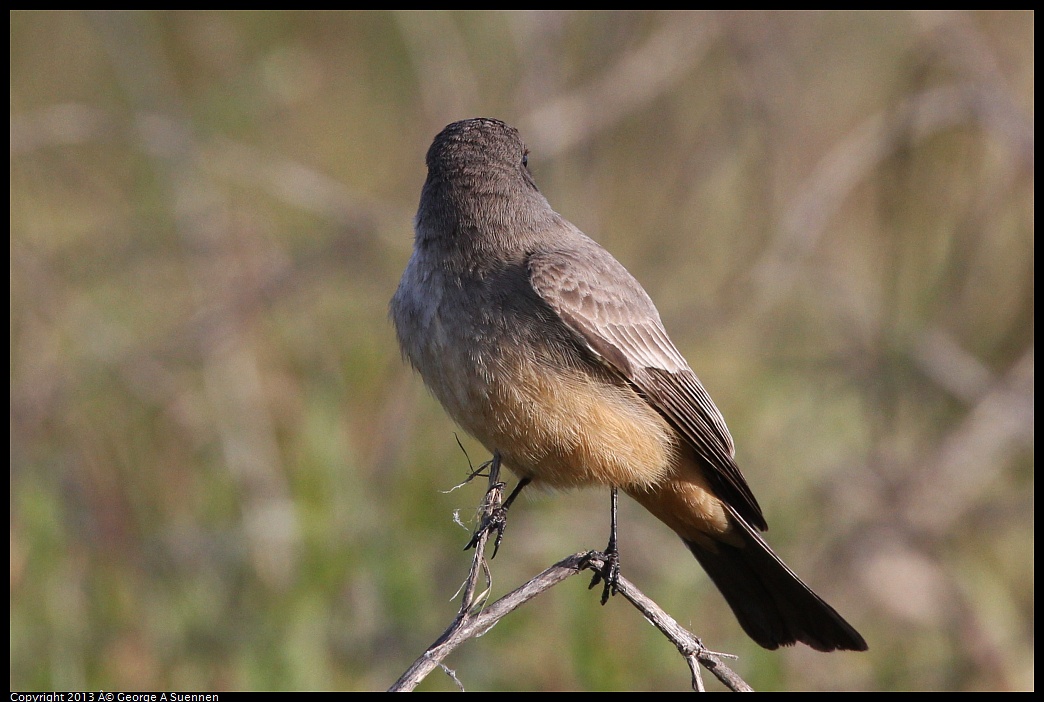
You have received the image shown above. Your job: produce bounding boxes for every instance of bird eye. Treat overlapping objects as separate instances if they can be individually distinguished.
[522,151,529,168]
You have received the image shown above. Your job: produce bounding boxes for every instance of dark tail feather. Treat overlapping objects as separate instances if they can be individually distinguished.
[685,509,867,652]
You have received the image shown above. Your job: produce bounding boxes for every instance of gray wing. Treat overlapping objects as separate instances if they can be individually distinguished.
[528,234,766,530]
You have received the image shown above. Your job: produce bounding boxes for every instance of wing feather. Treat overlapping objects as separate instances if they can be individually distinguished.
[528,236,766,529]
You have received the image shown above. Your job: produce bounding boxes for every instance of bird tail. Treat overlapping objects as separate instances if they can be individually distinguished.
[629,483,867,652]
[684,506,867,651]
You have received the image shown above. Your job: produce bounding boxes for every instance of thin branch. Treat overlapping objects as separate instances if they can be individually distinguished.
[389,468,752,692]
[582,552,753,693]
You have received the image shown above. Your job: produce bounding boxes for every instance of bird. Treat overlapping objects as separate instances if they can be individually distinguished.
[390,117,867,652]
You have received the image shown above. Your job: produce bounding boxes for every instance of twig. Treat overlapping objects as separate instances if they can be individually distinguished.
[581,552,752,693]
[389,467,753,692]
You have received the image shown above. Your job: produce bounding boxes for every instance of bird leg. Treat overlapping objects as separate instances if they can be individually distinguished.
[589,486,621,604]
[465,452,530,558]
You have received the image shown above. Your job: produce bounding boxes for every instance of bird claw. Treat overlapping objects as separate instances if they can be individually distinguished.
[587,548,621,604]
[465,488,509,557]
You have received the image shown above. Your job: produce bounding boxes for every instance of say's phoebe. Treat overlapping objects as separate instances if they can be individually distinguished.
[390,118,867,652]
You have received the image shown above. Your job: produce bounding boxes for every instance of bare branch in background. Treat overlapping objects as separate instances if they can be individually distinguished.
[521,12,721,157]
[751,82,1033,318]
[905,346,1033,535]
[87,10,299,590]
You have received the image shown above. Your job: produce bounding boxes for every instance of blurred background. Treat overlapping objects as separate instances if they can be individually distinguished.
[10,10,1033,692]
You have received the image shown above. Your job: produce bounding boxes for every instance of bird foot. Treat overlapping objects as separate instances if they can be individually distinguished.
[464,489,510,558]
[587,546,621,604]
